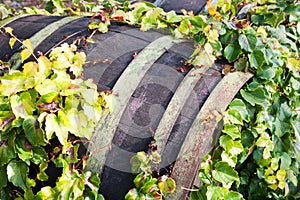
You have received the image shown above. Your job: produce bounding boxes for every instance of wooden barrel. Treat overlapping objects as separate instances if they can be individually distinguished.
[0,15,252,199]
[153,0,207,13]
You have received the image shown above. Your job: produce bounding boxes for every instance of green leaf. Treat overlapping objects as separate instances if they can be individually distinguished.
[206,186,228,200]
[134,173,151,190]
[227,108,243,125]
[16,134,32,165]
[222,124,241,139]
[37,162,48,181]
[224,191,244,200]
[158,176,176,196]
[234,56,249,71]
[32,147,48,165]
[0,167,7,190]
[280,152,292,170]
[140,178,158,194]
[224,44,242,63]
[238,33,257,52]
[240,87,267,106]
[0,71,26,96]
[229,99,250,122]
[248,50,265,69]
[125,188,146,200]
[0,130,17,167]
[23,117,46,146]
[7,159,29,189]
[212,162,239,188]
[35,186,57,199]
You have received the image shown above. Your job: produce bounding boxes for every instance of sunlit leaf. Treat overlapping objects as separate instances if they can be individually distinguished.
[7,159,28,189]
[9,37,17,48]
[212,162,239,188]
[158,175,176,196]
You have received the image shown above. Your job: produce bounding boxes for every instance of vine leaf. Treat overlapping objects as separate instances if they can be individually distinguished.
[238,33,257,52]
[7,159,29,189]
[9,37,16,48]
[125,188,145,200]
[212,162,239,188]
[240,87,267,106]
[248,50,265,69]
[224,44,242,63]
[206,186,228,200]
[0,167,7,191]
[158,176,176,196]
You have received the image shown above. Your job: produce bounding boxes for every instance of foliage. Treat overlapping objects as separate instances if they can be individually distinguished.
[0,25,109,199]
[0,0,299,199]
[105,0,299,199]
[125,151,176,200]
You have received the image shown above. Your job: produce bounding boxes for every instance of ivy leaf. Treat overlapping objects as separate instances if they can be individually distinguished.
[227,108,243,125]
[7,159,29,189]
[0,167,7,191]
[224,44,242,63]
[0,71,26,96]
[140,178,158,194]
[4,27,13,34]
[248,50,265,69]
[212,162,239,188]
[38,56,52,77]
[240,87,267,106]
[224,191,244,200]
[238,33,257,52]
[229,99,250,122]
[32,146,48,165]
[0,131,17,167]
[21,49,32,63]
[133,173,151,190]
[222,124,241,139]
[206,185,228,200]
[23,117,46,146]
[37,162,48,181]
[9,37,17,48]
[35,186,57,199]
[45,111,71,145]
[158,175,176,196]
[125,188,146,200]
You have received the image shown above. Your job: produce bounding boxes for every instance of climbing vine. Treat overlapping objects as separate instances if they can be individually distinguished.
[0,0,299,199]
[0,24,111,199]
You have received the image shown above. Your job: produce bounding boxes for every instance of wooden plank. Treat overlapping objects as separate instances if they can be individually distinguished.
[166,71,253,200]
[87,35,184,174]
[9,16,80,69]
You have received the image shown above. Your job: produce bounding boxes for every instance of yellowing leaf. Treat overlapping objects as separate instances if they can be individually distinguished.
[23,39,33,52]
[9,37,17,48]
[21,49,32,63]
[23,61,39,77]
[4,27,13,34]
[38,56,52,77]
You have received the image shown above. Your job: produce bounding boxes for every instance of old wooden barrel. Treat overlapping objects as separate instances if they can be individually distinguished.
[0,14,252,199]
[153,0,207,13]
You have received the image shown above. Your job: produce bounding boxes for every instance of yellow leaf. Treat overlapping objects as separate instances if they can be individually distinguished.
[23,39,33,53]
[38,56,52,76]
[23,61,38,76]
[4,27,13,34]
[276,169,286,182]
[9,37,17,48]
[21,49,32,63]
